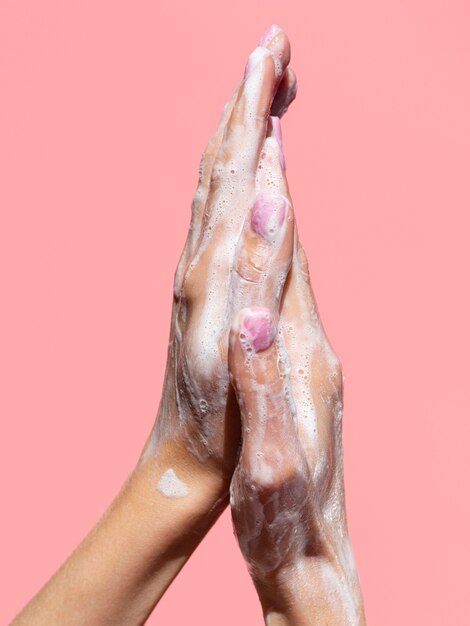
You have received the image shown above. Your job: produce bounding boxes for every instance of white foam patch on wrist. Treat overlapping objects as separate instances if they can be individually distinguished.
[157,468,189,498]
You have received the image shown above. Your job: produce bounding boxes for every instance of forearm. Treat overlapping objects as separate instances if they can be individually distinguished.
[254,553,367,626]
[12,437,228,626]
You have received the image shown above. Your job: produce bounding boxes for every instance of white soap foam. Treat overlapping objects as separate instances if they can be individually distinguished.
[157,468,189,498]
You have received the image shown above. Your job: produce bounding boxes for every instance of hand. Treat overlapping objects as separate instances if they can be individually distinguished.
[11,26,300,626]
[228,127,367,625]
[143,25,297,489]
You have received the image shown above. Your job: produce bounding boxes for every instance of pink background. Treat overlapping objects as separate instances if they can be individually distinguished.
[1,1,469,624]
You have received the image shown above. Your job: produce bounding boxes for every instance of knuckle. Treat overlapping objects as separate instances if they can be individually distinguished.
[233,242,272,284]
[234,259,264,285]
[243,450,308,497]
[210,148,245,189]
[210,155,232,185]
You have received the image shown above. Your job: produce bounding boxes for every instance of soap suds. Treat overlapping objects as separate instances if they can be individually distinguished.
[157,468,189,498]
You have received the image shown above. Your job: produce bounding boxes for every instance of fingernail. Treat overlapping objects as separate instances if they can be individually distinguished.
[244,46,270,79]
[259,24,283,48]
[251,191,287,243]
[240,307,276,352]
[270,116,286,170]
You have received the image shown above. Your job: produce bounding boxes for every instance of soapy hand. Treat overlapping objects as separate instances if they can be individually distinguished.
[227,102,367,626]
[147,23,367,623]
[9,25,367,626]
[145,26,297,484]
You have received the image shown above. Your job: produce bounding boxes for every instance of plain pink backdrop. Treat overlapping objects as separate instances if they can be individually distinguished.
[1,1,469,624]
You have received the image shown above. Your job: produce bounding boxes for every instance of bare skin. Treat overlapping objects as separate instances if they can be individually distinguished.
[11,24,366,626]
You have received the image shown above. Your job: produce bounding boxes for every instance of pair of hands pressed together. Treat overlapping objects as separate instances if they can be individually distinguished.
[13,25,366,626]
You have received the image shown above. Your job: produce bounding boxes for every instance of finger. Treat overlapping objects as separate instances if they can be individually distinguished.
[228,112,299,476]
[182,67,297,275]
[271,66,298,118]
[174,29,296,296]
[230,116,294,315]
[252,115,320,342]
[180,28,292,306]
[228,307,307,489]
[173,85,239,298]
[218,27,290,181]
[191,63,296,254]
[278,227,343,467]
[249,115,341,461]
[228,308,314,575]
[200,27,291,246]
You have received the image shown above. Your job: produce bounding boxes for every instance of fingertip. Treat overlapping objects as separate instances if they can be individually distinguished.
[259,26,291,79]
[258,24,283,47]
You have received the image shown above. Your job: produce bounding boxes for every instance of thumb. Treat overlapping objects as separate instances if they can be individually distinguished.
[228,306,311,575]
[229,115,294,319]
[228,306,305,490]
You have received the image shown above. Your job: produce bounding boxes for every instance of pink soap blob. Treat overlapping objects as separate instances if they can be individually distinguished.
[251,191,287,242]
[241,307,275,352]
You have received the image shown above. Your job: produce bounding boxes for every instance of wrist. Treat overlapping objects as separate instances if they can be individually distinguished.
[134,435,230,547]
[145,389,239,492]
[252,554,366,626]
[132,438,229,555]
[252,562,310,625]
[141,428,232,495]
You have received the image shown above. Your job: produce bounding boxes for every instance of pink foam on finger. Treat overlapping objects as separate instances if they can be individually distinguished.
[241,307,276,352]
[251,191,287,243]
